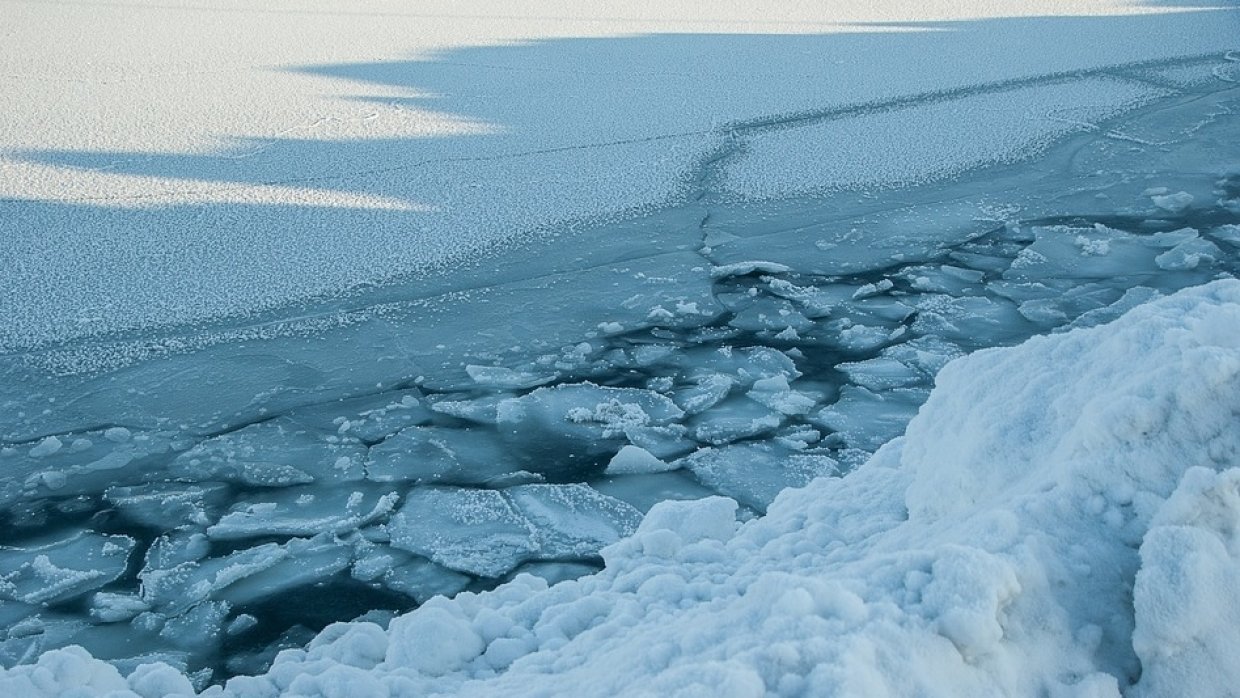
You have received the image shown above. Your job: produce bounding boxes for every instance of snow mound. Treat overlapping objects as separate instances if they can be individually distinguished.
[4,279,1240,696]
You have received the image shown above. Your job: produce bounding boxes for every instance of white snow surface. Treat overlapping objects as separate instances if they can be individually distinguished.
[2,1,1238,347]
[5,279,1239,696]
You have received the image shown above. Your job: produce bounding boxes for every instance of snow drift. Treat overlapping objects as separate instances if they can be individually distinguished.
[4,279,1239,696]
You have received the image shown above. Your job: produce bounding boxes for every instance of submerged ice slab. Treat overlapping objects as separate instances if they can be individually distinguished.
[169,419,366,487]
[388,488,538,578]
[505,484,642,560]
[678,442,838,513]
[364,426,518,486]
[206,486,400,540]
[0,533,135,606]
[388,485,640,578]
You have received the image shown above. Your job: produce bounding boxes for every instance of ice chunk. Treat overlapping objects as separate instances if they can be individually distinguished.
[1011,281,1122,327]
[1149,190,1194,212]
[142,530,210,577]
[812,385,928,452]
[668,346,800,387]
[1145,227,1200,249]
[499,383,683,437]
[388,488,537,578]
[286,390,433,444]
[848,279,892,301]
[1154,236,1222,271]
[158,597,230,653]
[686,395,783,446]
[1065,286,1164,331]
[761,277,836,316]
[105,482,230,529]
[187,535,352,609]
[505,484,643,559]
[88,592,150,623]
[364,425,518,486]
[103,427,132,443]
[429,394,512,425]
[1004,225,1160,281]
[879,336,963,376]
[672,374,734,415]
[629,344,678,368]
[591,471,718,514]
[1207,223,1240,246]
[911,294,1031,347]
[810,319,896,353]
[709,260,791,279]
[835,357,928,392]
[605,445,677,475]
[677,443,838,512]
[620,424,697,461]
[28,436,62,458]
[352,546,471,603]
[727,297,814,333]
[170,418,365,487]
[385,557,472,603]
[206,486,400,540]
[947,249,1011,273]
[351,544,408,583]
[0,533,135,606]
[4,429,175,507]
[745,375,819,415]
[139,543,268,613]
[496,383,684,478]
[0,599,40,630]
[899,264,986,295]
[465,365,556,390]
[846,296,915,325]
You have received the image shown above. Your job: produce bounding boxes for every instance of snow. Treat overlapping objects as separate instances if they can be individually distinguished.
[4,280,1238,696]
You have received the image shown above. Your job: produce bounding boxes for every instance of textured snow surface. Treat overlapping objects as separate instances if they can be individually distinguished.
[3,1,1239,346]
[4,280,1238,696]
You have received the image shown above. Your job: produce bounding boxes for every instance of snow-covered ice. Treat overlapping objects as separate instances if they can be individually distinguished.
[2,1,1238,350]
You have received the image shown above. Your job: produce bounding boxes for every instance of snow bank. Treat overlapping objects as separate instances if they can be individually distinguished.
[4,280,1238,695]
